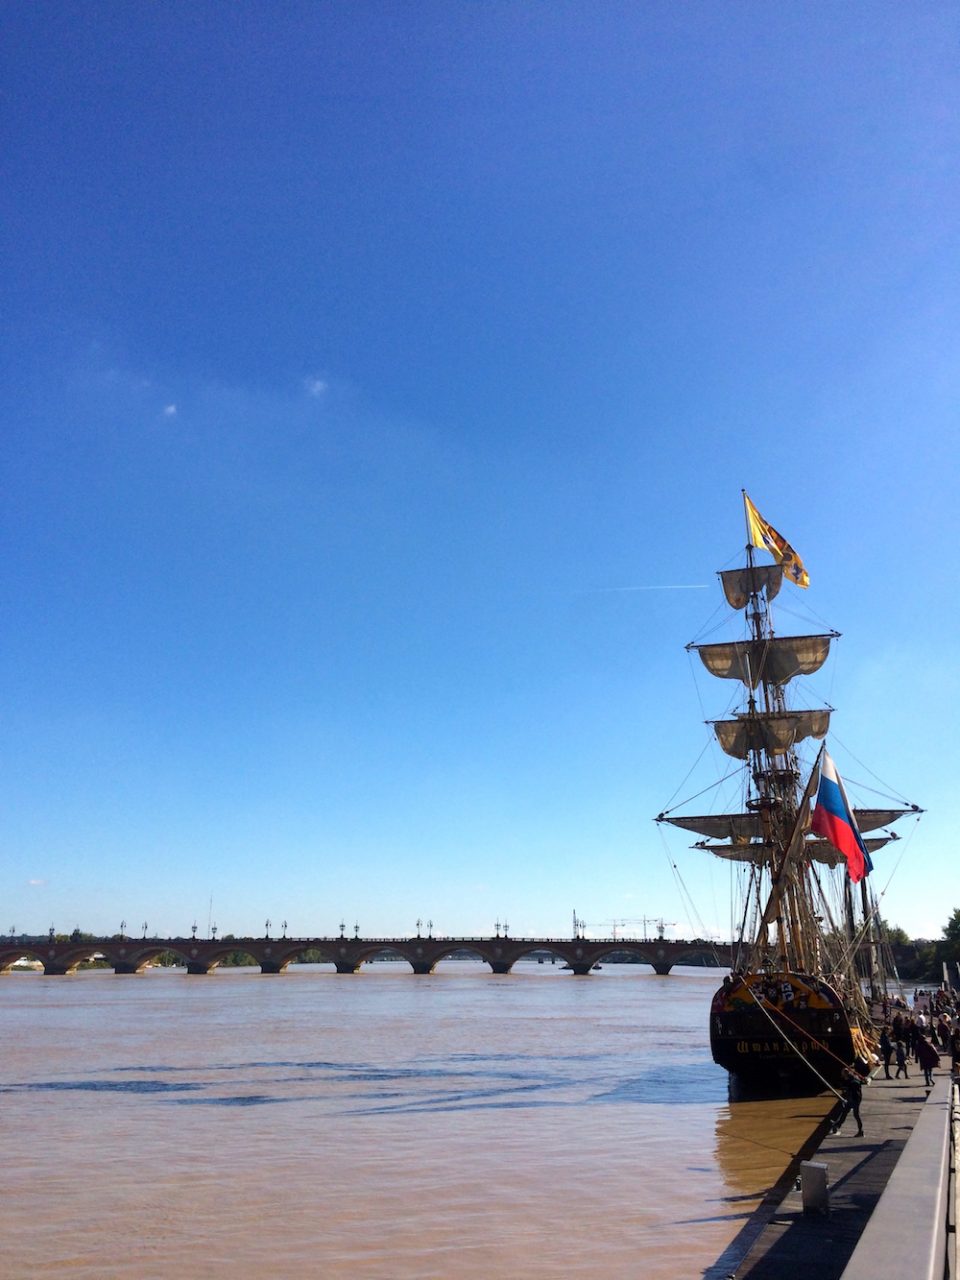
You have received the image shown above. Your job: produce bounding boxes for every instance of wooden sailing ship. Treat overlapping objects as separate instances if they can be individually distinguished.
[657,494,921,1090]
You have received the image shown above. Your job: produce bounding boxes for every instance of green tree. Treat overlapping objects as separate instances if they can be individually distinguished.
[941,909,960,960]
[877,918,910,945]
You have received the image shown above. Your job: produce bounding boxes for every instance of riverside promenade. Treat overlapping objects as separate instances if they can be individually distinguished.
[710,1072,956,1279]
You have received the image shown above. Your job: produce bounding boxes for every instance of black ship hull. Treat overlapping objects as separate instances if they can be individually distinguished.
[710,970,862,1090]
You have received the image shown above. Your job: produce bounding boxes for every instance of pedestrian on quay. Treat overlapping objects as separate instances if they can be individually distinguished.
[830,1065,865,1137]
[879,1025,893,1079]
[909,1016,922,1062]
[917,1035,940,1088]
[895,1038,909,1078]
[936,1015,952,1052]
[950,1027,960,1076]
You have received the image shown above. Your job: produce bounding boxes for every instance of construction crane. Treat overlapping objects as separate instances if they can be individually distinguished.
[642,916,676,941]
[607,917,647,941]
[578,917,647,941]
[574,915,678,941]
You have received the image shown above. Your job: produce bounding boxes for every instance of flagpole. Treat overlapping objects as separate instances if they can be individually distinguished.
[741,489,752,559]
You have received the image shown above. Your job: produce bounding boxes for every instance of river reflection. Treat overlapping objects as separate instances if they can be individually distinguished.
[0,963,829,1278]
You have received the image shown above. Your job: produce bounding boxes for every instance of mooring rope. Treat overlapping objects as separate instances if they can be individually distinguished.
[743,985,846,1098]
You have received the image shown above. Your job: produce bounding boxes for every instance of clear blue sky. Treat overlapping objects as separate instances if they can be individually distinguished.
[2,2,957,943]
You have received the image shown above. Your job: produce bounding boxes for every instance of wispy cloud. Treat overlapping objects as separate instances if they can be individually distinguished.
[304,376,328,398]
[27,878,47,887]
[162,403,177,417]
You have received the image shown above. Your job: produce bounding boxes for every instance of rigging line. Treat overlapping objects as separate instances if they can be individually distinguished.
[655,826,717,959]
[769,599,838,633]
[687,647,713,724]
[826,731,923,808]
[657,765,744,817]
[657,733,714,814]
[868,813,922,907]
[688,610,733,645]
[743,987,843,1098]
[754,990,870,1078]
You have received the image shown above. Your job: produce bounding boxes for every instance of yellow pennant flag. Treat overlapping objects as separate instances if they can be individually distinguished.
[743,492,809,588]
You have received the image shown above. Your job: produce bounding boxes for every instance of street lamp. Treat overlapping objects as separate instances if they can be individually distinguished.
[427,919,433,939]
[191,922,198,940]
[495,918,501,938]
[211,924,218,941]
[142,921,148,939]
[504,920,509,938]
[354,921,360,939]
[120,919,127,940]
[281,919,288,939]
[339,919,346,938]
[265,918,271,940]
[416,917,422,938]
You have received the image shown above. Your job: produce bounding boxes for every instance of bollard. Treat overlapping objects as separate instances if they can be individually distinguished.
[799,1160,829,1215]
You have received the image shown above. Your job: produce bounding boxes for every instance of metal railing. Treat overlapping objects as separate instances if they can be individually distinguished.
[840,1076,955,1280]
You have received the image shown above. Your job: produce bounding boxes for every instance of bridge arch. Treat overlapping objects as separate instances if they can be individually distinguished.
[0,944,101,975]
[0,945,47,973]
[430,945,495,971]
[355,946,421,972]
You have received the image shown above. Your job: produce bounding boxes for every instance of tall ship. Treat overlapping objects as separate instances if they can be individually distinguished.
[657,494,922,1090]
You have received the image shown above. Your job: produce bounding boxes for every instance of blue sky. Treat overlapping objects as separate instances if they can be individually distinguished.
[2,2,957,943]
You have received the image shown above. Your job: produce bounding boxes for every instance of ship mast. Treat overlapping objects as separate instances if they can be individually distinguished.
[741,536,814,976]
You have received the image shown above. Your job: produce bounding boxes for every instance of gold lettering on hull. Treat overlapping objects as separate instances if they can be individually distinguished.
[734,1040,812,1055]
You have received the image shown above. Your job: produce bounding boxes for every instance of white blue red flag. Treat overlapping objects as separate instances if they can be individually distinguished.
[811,751,872,882]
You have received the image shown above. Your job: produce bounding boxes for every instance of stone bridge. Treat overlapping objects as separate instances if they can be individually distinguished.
[0,935,738,976]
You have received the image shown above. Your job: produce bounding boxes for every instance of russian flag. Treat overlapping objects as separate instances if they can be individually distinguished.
[811,750,873,883]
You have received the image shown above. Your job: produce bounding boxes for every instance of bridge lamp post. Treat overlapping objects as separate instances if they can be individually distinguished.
[120,919,127,941]
[494,918,501,938]
[142,921,148,939]
[265,918,271,940]
[354,921,359,939]
[504,920,509,938]
[281,920,287,939]
[211,924,218,941]
[49,925,55,940]
[191,922,198,940]
[416,917,422,938]
[427,919,433,939]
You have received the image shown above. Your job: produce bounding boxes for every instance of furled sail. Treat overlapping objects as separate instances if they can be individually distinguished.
[711,710,830,760]
[697,835,895,867]
[720,565,783,611]
[690,634,835,688]
[658,812,762,842]
[659,805,911,842]
[853,808,917,833]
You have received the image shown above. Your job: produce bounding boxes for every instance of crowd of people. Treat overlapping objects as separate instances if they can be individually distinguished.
[828,985,960,1138]
[875,986,960,1087]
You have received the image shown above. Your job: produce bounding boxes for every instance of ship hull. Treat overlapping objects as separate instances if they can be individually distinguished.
[710,971,859,1090]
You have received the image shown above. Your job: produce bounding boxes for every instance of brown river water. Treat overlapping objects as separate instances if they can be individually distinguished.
[0,962,833,1278]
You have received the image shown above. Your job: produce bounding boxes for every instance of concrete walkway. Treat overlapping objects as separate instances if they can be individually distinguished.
[714,1070,936,1279]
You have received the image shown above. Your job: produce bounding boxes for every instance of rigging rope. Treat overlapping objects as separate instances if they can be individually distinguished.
[743,986,847,1098]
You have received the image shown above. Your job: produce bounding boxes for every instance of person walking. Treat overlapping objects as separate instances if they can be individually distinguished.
[917,1034,940,1088]
[894,1038,909,1078]
[879,1026,893,1079]
[830,1066,865,1137]
[936,1015,951,1052]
